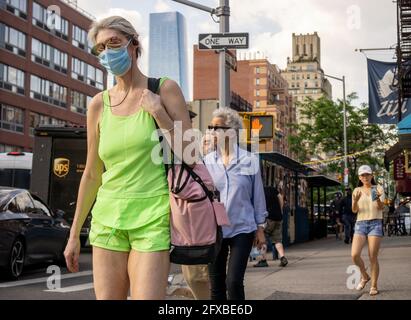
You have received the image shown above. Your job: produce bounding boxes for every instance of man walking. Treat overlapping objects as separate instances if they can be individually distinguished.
[339,188,356,244]
[254,185,288,267]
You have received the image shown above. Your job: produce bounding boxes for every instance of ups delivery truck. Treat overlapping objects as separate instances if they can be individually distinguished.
[30,125,90,246]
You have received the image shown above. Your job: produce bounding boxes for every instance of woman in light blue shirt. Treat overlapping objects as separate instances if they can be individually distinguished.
[204,107,268,300]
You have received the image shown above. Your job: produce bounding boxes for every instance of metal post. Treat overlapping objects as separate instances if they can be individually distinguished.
[324,73,349,187]
[217,0,230,108]
[171,0,231,109]
[397,1,403,122]
[342,76,348,187]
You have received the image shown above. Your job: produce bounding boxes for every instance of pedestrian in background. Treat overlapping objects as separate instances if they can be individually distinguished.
[339,188,356,244]
[180,131,215,300]
[64,16,192,300]
[254,185,288,267]
[330,192,343,240]
[351,165,385,296]
[204,107,268,300]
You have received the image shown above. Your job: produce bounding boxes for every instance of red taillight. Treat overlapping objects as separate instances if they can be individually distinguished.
[7,152,25,156]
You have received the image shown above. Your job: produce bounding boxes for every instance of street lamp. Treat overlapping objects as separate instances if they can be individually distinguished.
[324,73,348,187]
[171,0,231,108]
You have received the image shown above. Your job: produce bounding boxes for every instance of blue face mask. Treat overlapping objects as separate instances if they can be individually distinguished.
[98,39,132,76]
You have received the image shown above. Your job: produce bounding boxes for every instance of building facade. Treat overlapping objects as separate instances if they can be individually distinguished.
[193,45,295,156]
[149,11,189,100]
[282,33,332,119]
[0,0,106,152]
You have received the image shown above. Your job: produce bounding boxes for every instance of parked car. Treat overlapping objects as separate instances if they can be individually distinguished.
[0,187,70,279]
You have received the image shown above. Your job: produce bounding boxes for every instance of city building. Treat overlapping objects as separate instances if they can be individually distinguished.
[149,11,189,100]
[281,32,332,121]
[193,45,295,156]
[0,0,107,152]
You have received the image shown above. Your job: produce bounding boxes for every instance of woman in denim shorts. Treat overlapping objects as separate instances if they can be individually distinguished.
[351,165,385,296]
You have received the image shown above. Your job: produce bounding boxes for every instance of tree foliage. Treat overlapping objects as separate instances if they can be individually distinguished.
[288,93,397,189]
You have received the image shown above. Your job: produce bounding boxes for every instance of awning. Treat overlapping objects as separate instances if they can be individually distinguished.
[259,152,315,174]
[398,114,411,135]
[305,175,341,188]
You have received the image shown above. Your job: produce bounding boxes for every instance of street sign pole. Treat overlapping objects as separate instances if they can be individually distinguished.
[218,0,230,108]
[171,0,232,108]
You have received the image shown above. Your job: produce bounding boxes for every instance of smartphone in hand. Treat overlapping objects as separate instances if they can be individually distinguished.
[371,186,379,201]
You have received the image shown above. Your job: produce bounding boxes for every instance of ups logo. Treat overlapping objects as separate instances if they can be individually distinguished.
[53,158,70,178]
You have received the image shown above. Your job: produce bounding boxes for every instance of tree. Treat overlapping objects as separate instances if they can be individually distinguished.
[288,93,397,189]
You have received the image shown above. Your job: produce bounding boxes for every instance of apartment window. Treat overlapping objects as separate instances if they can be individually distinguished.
[72,25,87,50]
[71,57,86,81]
[304,82,308,88]
[32,2,68,41]
[291,83,295,88]
[71,90,92,115]
[29,112,65,136]
[1,24,26,56]
[256,90,260,97]
[291,74,295,80]
[53,49,68,74]
[30,75,67,108]
[296,74,300,80]
[315,82,319,88]
[96,69,103,89]
[307,74,311,80]
[31,38,67,74]
[256,67,260,74]
[256,78,260,85]
[0,63,25,95]
[256,101,260,108]
[0,103,24,133]
[315,74,318,79]
[296,83,300,88]
[3,0,27,19]
[0,143,23,152]
[87,64,104,90]
[31,38,51,67]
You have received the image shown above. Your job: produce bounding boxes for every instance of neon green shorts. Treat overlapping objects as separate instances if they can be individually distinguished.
[89,213,170,252]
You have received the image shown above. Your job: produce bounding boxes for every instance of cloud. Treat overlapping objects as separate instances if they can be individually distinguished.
[154,0,172,13]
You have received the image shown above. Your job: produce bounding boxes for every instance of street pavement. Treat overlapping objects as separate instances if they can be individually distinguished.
[1,235,410,300]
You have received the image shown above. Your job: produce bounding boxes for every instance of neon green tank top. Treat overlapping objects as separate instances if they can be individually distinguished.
[91,79,170,230]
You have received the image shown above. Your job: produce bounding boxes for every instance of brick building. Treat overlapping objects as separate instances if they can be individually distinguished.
[0,0,107,152]
[193,45,295,156]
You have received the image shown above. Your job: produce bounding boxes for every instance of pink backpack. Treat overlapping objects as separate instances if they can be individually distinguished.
[168,162,230,265]
[148,77,229,264]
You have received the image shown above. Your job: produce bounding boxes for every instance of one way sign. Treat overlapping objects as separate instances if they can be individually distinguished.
[198,33,249,50]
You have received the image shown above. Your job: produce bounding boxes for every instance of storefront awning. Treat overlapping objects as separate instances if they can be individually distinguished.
[305,175,341,188]
[259,152,315,174]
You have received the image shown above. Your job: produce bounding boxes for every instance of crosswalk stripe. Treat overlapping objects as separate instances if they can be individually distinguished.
[44,282,94,293]
[0,270,93,288]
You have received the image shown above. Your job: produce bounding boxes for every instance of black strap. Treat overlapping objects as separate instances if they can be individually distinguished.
[183,163,215,202]
[148,77,161,94]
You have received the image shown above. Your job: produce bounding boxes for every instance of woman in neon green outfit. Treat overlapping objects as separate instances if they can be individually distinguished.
[63,16,192,300]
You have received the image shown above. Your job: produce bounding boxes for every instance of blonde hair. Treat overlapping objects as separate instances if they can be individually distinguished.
[88,16,141,58]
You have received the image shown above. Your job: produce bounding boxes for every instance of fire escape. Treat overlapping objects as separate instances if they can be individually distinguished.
[398,0,411,120]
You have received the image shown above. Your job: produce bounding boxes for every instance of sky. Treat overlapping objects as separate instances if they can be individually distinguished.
[76,0,397,104]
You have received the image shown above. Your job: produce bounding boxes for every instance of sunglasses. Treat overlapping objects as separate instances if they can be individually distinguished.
[91,36,130,56]
[207,125,231,131]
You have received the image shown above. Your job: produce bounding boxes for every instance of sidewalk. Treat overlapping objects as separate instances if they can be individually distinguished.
[167,235,411,300]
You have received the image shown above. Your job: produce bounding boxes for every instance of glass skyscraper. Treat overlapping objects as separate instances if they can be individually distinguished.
[149,12,189,100]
